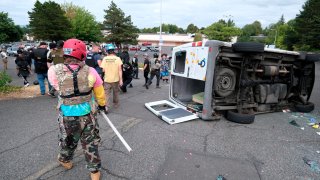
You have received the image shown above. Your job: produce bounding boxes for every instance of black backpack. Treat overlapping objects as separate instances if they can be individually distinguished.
[85,52,99,68]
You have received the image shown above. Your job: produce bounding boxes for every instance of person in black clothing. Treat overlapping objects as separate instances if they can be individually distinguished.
[143,53,150,88]
[15,49,32,87]
[85,44,103,79]
[30,42,54,96]
[120,46,133,91]
[132,53,139,79]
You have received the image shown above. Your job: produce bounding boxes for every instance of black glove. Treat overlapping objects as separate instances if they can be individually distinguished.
[98,105,108,114]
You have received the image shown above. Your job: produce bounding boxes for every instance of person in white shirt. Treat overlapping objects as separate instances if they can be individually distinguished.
[1,49,8,71]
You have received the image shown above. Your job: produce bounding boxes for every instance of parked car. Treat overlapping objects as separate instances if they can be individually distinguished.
[140,47,148,52]
[7,46,19,56]
[129,46,141,51]
[151,46,159,52]
[146,40,320,125]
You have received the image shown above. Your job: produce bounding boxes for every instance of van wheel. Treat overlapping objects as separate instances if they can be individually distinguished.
[226,111,255,124]
[214,68,236,97]
[306,54,320,62]
[294,102,314,113]
[232,42,264,53]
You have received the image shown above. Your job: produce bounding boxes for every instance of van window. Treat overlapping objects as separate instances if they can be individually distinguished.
[174,51,186,73]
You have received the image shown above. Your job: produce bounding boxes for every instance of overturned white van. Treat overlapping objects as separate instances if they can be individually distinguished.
[146,40,320,125]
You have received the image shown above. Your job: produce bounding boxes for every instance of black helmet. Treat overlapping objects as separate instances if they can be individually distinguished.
[153,53,158,58]
[49,42,57,49]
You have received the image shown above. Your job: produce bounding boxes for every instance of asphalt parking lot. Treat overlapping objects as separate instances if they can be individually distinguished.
[0,54,319,180]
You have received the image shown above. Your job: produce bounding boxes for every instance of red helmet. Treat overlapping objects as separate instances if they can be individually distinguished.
[63,39,86,61]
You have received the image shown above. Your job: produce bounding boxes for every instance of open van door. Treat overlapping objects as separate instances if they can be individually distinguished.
[145,100,198,125]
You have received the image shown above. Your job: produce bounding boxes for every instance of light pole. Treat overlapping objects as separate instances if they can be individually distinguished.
[273,29,278,48]
[159,0,163,55]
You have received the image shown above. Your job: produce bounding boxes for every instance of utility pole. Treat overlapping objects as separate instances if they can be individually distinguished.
[159,0,163,55]
[274,29,278,48]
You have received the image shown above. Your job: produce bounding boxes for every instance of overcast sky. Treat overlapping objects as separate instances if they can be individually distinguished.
[0,0,306,29]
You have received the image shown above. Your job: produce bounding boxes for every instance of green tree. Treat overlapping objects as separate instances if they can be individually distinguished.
[61,3,103,42]
[203,19,241,41]
[0,12,23,43]
[282,20,299,50]
[164,24,183,34]
[103,1,139,49]
[186,23,199,33]
[294,0,320,50]
[238,21,263,42]
[28,0,72,41]
[193,33,203,42]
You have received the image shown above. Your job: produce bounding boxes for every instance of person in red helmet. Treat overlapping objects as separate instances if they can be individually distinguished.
[48,39,107,180]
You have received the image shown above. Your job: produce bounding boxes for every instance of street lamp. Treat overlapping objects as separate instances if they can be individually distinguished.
[159,0,163,55]
[273,29,278,48]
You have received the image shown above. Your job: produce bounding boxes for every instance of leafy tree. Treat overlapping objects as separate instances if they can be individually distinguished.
[193,33,203,42]
[61,3,103,42]
[140,24,185,34]
[238,21,263,42]
[186,23,199,33]
[103,1,139,49]
[162,24,184,34]
[0,12,23,43]
[28,0,72,41]
[277,15,285,25]
[140,27,158,33]
[202,19,241,41]
[282,20,299,50]
[294,0,320,50]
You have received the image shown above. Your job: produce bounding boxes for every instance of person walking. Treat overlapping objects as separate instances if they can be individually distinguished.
[100,44,123,109]
[30,42,54,96]
[143,53,150,88]
[120,45,133,91]
[48,38,107,180]
[132,53,139,79]
[1,49,8,71]
[146,53,161,89]
[85,44,103,79]
[15,49,32,87]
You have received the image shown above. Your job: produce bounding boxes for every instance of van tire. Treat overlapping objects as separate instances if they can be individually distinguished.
[226,111,255,124]
[305,54,320,62]
[214,68,236,97]
[232,42,264,53]
[295,102,314,113]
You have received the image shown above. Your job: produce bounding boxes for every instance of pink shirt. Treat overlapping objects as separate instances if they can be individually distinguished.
[48,64,103,91]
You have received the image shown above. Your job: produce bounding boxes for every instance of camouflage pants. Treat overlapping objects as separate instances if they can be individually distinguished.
[58,113,101,172]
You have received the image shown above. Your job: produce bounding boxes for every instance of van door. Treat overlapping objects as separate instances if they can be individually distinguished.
[171,47,209,80]
[187,47,209,81]
[145,100,198,125]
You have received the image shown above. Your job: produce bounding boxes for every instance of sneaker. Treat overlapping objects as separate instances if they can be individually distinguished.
[145,84,149,89]
[129,84,133,88]
[48,92,56,98]
[156,86,161,89]
[24,83,30,87]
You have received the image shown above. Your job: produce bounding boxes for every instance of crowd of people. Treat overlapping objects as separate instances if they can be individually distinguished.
[1,39,171,180]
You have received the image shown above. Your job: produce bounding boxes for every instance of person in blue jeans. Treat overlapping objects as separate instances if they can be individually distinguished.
[30,42,54,96]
